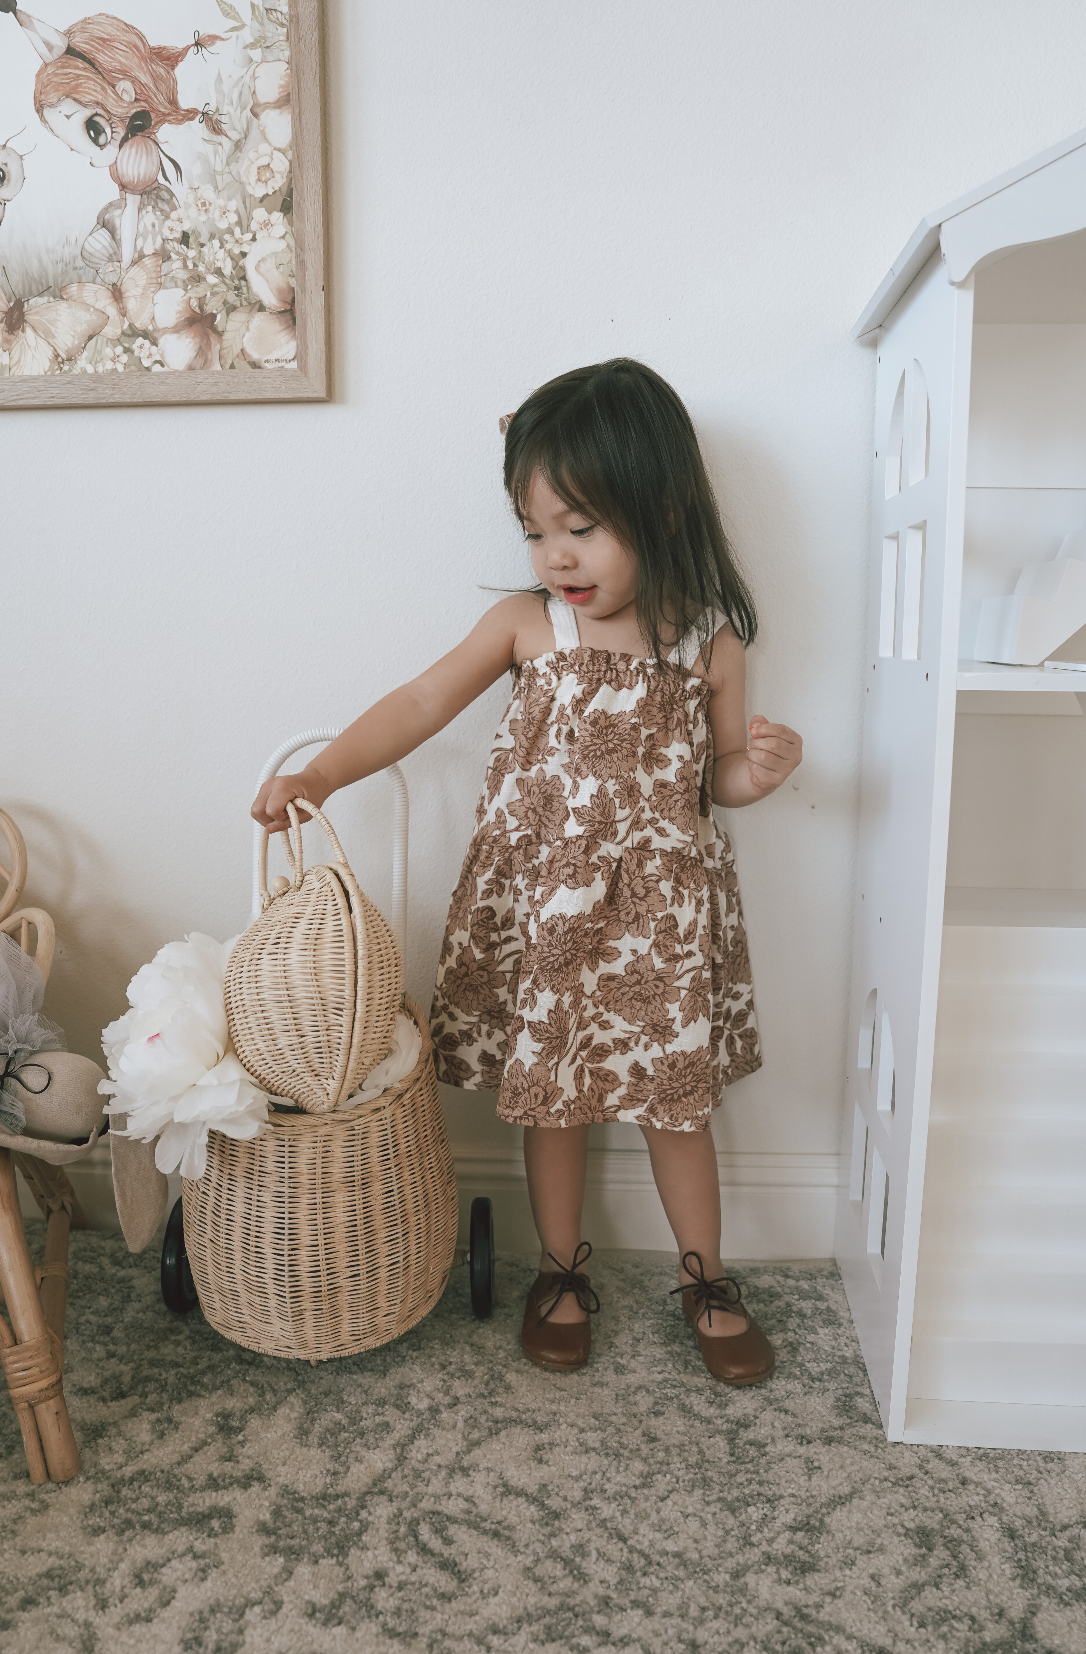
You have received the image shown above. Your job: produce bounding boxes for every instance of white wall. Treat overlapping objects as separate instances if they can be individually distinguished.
[9,0,1086,1255]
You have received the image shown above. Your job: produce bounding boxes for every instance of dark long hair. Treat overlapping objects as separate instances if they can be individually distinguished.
[503,358,757,667]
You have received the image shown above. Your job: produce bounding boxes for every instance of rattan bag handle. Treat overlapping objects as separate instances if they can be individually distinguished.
[250,730,409,954]
[258,797,353,910]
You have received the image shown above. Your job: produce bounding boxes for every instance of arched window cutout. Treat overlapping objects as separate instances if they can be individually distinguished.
[879,535,899,657]
[849,1102,869,1222]
[858,988,877,1081]
[867,1147,889,1286]
[876,1009,895,1121]
[908,359,930,486]
[885,372,905,499]
[901,522,926,661]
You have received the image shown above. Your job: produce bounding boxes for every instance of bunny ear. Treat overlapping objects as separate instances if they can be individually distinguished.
[8,7,70,64]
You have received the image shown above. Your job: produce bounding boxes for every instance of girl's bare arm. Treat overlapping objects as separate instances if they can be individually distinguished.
[252,597,526,831]
[705,626,803,807]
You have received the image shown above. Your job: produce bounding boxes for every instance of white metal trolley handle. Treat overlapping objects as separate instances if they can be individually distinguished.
[251,728,409,956]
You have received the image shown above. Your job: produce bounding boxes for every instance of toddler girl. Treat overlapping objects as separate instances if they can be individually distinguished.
[253,359,802,1382]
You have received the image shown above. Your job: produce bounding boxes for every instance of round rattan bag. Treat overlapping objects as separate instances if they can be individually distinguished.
[225,799,403,1112]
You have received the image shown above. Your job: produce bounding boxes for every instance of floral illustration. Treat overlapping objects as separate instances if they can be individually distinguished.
[0,2,297,377]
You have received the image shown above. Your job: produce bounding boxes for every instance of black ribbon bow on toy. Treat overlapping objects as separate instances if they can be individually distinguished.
[0,1053,52,1095]
[0,1050,51,1137]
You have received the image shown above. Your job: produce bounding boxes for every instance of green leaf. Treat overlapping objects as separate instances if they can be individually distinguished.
[220,302,257,369]
[215,0,244,23]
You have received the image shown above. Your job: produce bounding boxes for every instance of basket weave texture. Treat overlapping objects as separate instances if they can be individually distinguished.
[182,997,457,1361]
[225,800,403,1112]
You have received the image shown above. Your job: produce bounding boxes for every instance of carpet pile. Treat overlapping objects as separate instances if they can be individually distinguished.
[1,1230,1083,1652]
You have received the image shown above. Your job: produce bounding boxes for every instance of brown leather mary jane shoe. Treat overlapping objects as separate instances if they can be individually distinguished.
[671,1251,775,1386]
[520,1242,600,1372]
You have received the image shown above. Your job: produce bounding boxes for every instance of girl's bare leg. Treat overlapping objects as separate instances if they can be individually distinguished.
[522,1124,590,1324]
[640,1125,746,1337]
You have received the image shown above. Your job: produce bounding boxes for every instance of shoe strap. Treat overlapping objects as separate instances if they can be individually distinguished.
[669,1251,744,1329]
[537,1242,601,1322]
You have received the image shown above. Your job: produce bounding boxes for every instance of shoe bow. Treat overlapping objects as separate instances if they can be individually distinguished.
[670,1250,744,1329]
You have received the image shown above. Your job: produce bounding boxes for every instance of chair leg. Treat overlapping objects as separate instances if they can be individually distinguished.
[0,1314,48,1483]
[40,1204,72,1346]
[14,1156,79,1348]
[0,1150,80,1482]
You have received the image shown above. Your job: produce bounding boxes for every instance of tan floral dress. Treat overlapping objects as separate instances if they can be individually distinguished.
[429,599,761,1130]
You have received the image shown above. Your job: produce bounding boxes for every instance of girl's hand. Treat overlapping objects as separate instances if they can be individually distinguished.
[251,768,332,834]
[746,716,802,794]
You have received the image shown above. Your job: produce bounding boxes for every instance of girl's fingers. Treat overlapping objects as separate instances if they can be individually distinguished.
[748,718,801,743]
[748,734,800,754]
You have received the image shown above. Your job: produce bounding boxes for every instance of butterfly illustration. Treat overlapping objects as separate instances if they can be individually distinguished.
[0,275,107,376]
[62,252,162,339]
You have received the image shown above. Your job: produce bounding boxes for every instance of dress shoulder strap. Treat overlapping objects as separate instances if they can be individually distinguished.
[549,598,581,650]
[668,609,727,671]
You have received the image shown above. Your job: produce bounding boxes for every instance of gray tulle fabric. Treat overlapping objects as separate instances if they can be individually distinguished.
[0,932,66,1135]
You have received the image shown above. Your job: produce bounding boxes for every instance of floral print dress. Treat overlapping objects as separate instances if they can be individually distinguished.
[429,600,761,1130]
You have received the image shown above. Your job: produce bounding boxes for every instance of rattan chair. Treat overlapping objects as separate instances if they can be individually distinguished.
[0,809,86,1484]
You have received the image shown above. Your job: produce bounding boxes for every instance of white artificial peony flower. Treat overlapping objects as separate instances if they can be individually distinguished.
[241,142,290,198]
[101,932,269,1180]
[154,1053,270,1179]
[337,1012,421,1110]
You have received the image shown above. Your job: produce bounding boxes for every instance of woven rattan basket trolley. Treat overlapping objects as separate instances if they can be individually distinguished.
[160,731,495,1360]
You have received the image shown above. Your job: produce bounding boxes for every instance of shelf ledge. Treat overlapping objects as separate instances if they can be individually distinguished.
[944,887,1086,927]
[956,660,1086,691]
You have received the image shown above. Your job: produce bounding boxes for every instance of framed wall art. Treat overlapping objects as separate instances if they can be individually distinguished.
[0,0,326,406]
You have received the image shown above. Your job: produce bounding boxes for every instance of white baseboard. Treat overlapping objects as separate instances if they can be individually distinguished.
[18,1141,842,1261]
[452,1142,842,1259]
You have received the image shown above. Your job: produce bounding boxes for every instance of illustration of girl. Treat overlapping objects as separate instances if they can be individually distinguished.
[0,5,226,273]
[252,360,804,1383]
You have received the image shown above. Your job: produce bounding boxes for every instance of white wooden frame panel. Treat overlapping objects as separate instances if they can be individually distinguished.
[846,125,1086,1451]
[835,252,974,1437]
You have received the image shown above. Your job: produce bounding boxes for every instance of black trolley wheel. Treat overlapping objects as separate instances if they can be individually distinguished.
[468,1196,495,1319]
[160,1196,199,1315]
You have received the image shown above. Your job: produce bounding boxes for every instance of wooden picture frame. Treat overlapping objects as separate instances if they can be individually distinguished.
[0,0,326,407]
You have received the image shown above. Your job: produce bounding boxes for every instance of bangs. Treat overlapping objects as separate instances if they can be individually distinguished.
[506,395,628,540]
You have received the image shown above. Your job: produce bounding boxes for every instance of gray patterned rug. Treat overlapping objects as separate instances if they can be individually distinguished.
[1,1230,1083,1654]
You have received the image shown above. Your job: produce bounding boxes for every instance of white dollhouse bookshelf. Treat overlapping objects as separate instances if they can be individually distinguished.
[835,131,1086,1453]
